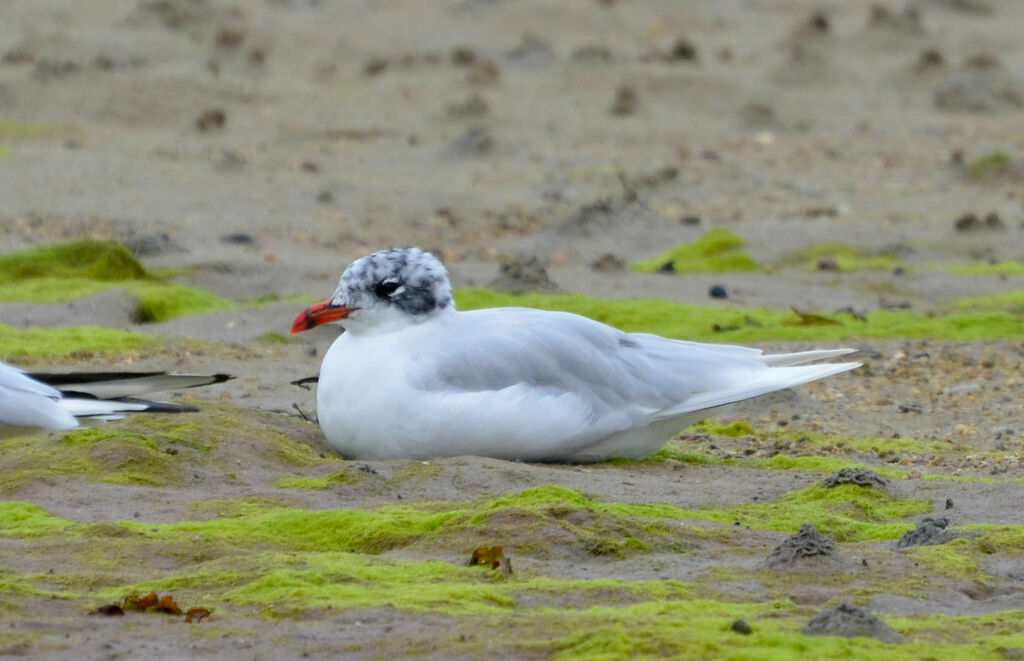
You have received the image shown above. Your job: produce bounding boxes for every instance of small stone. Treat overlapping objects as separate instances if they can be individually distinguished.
[220,232,255,245]
[669,39,698,62]
[915,49,945,71]
[897,516,972,548]
[817,257,839,271]
[363,57,389,76]
[709,284,728,299]
[450,47,477,67]
[955,212,1005,232]
[610,84,638,116]
[196,109,226,132]
[215,25,245,48]
[466,58,500,86]
[824,467,889,489]
[488,255,559,293]
[591,253,626,272]
[945,498,955,510]
[730,619,752,635]
[680,215,702,225]
[657,260,675,274]
[803,603,901,642]
[124,233,183,257]
[764,523,837,568]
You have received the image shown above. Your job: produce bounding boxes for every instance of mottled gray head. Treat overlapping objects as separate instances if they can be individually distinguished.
[331,248,454,331]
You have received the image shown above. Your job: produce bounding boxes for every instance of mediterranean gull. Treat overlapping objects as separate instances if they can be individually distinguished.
[291,248,860,462]
[0,360,232,439]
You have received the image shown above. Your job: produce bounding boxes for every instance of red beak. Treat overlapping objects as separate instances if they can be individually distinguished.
[291,299,355,333]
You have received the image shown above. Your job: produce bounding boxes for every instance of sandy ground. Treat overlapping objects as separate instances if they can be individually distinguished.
[2,0,1024,658]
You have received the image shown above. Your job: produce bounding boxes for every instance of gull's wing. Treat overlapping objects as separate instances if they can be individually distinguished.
[27,372,233,399]
[1,361,234,435]
[0,361,78,431]
[403,308,858,458]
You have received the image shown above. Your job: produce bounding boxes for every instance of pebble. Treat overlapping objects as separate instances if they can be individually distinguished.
[730,619,752,635]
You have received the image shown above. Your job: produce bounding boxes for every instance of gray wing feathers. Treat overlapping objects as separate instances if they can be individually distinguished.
[759,348,858,366]
[425,309,859,429]
[650,360,861,420]
[1,360,232,432]
[43,373,232,399]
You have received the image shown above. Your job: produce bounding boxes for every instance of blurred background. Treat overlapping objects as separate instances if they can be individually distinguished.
[0,0,1021,371]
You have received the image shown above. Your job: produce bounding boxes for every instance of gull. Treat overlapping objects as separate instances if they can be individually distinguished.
[0,360,232,439]
[291,248,860,462]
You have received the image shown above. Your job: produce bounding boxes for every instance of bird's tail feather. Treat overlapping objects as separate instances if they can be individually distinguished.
[760,348,858,367]
[652,360,861,420]
[59,396,201,420]
[29,372,233,400]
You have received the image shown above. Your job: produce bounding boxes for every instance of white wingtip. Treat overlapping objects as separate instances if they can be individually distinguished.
[761,348,859,367]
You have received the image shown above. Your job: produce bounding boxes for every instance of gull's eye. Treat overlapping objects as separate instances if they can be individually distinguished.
[372,280,402,299]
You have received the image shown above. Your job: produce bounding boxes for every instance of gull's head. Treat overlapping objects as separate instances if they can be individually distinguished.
[291,248,454,335]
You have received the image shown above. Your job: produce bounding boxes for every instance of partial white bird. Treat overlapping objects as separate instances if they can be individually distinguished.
[0,360,232,439]
[291,248,860,463]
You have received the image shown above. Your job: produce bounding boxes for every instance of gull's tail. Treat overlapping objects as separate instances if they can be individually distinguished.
[653,350,860,421]
[29,371,234,422]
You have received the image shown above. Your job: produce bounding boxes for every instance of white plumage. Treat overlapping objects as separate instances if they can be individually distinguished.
[292,248,860,462]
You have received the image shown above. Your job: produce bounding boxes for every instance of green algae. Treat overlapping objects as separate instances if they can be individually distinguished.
[549,607,1020,661]
[943,261,1024,276]
[0,427,186,492]
[953,290,1024,316]
[0,395,1017,659]
[691,419,756,437]
[3,488,1021,659]
[131,282,233,322]
[0,241,146,281]
[0,323,154,362]
[275,470,363,489]
[0,118,75,139]
[671,483,928,541]
[617,418,983,481]
[909,543,983,580]
[109,485,694,560]
[965,151,1018,180]
[692,419,959,456]
[110,483,924,559]
[453,289,1024,341]
[0,402,323,493]
[778,242,903,272]
[0,240,233,322]
[0,502,73,538]
[631,228,759,273]
[256,330,290,345]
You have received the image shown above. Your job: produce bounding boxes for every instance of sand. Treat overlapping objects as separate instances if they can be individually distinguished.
[1,0,1023,658]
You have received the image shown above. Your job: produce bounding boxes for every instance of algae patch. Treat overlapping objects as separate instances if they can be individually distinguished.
[942,261,1024,276]
[0,240,232,322]
[454,289,1024,341]
[964,151,1021,181]
[631,228,758,273]
[0,323,154,362]
[779,242,903,272]
[0,427,186,492]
